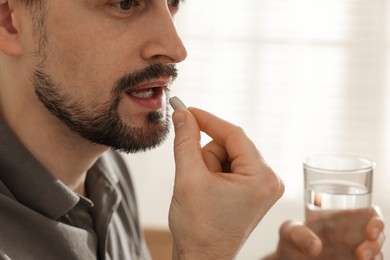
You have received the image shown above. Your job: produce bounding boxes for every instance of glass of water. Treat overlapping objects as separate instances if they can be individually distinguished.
[304,154,373,212]
[303,154,375,258]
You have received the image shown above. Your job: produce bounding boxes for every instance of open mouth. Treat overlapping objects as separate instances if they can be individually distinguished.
[126,87,163,99]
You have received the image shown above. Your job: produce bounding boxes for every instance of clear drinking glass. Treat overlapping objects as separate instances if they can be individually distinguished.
[304,154,373,213]
[303,154,375,259]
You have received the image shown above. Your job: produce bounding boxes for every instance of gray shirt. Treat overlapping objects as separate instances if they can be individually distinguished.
[0,120,151,260]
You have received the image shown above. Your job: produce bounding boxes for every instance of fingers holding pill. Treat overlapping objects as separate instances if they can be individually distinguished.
[168,96,284,259]
[188,107,271,175]
[169,97,279,178]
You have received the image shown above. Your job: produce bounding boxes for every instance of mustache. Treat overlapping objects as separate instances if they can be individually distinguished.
[114,63,178,94]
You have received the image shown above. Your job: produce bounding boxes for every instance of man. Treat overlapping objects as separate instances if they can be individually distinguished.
[0,0,384,259]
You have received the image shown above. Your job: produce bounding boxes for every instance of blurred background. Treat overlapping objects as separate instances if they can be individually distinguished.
[126,0,390,258]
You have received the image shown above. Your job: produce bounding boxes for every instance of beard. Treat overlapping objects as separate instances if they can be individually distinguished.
[32,63,178,153]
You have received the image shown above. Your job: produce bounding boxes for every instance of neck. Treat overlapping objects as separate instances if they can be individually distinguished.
[0,62,108,195]
[2,107,107,196]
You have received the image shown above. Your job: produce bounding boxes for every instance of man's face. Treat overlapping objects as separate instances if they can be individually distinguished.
[26,0,187,153]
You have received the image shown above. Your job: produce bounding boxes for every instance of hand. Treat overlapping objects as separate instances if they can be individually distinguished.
[264,206,385,260]
[354,207,385,259]
[263,220,323,259]
[306,206,385,260]
[168,107,284,260]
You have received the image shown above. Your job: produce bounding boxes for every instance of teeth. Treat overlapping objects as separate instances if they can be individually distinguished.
[130,88,154,99]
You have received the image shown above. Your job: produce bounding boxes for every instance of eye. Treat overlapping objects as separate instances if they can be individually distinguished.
[111,0,136,11]
[168,0,183,9]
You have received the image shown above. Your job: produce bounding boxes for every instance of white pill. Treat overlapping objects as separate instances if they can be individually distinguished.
[169,96,187,110]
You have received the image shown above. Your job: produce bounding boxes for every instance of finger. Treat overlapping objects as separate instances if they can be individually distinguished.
[355,233,385,260]
[366,216,385,240]
[202,140,228,172]
[171,109,207,180]
[279,220,323,256]
[370,205,384,219]
[189,107,266,174]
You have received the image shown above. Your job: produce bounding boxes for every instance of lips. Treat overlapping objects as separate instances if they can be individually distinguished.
[125,78,171,110]
[128,88,156,99]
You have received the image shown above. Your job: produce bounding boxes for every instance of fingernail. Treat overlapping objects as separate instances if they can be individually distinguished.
[306,238,321,255]
[172,110,186,128]
[371,228,380,239]
[362,249,373,260]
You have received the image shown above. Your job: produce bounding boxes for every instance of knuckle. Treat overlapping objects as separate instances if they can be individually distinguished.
[263,167,285,197]
[251,169,284,210]
[174,135,199,151]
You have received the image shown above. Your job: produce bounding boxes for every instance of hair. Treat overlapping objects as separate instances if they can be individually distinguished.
[15,0,44,7]
[14,0,47,19]
[14,0,48,60]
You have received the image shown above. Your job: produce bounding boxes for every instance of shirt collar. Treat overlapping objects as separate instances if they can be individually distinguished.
[0,120,80,220]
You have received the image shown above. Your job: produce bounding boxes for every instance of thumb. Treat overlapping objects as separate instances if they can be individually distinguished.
[171,109,205,180]
[279,220,323,256]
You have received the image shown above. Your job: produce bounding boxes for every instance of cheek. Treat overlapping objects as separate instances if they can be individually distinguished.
[43,6,144,104]
[42,19,117,101]
[43,34,118,103]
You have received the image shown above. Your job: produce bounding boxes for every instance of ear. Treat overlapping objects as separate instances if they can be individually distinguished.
[0,0,21,56]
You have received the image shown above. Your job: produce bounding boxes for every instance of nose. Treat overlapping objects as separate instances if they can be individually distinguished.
[141,8,187,64]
